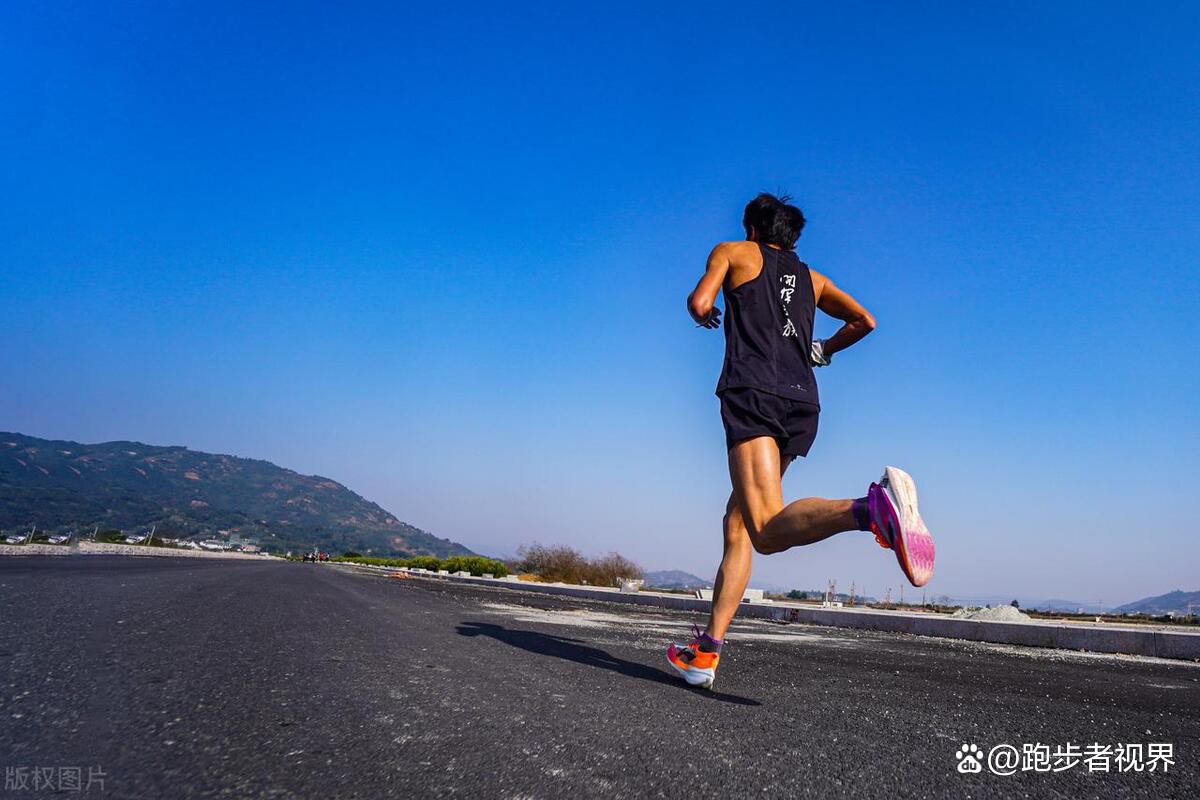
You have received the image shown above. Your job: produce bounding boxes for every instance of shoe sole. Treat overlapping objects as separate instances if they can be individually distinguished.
[665,652,715,689]
[881,465,935,587]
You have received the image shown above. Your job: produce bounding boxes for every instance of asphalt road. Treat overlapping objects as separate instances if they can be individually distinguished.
[1,557,1196,799]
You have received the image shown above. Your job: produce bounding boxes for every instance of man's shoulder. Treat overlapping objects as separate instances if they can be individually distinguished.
[712,240,759,262]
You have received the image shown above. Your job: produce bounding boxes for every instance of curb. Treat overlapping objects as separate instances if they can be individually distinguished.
[342,564,1200,662]
[0,542,277,560]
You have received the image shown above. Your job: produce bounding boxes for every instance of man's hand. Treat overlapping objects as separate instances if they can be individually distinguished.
[810,338,831,366]
[694,306,722,329]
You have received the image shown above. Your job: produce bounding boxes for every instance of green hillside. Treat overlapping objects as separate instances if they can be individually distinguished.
[0,432,473,557]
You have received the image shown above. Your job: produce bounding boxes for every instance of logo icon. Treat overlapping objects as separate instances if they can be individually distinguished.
[956,744,983,774]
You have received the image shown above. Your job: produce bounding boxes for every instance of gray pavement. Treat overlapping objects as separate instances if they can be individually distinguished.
[1,556,1196,798]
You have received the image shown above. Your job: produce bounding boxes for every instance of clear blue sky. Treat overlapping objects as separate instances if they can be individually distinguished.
[2,2,1197,604]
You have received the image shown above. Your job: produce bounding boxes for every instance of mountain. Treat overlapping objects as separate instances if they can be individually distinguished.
[644,569,711,590]
[645,570,818,595]
[0,432,473,558]
[1114,590,1200,616]
[1034,598,1103,614]
[937,594,1101,613]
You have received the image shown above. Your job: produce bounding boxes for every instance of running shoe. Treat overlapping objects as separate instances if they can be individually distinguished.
[868,465,935,587]
[666,624,720,689]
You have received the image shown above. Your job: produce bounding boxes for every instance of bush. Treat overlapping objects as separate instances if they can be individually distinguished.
[515,543,642,586]
[331,553,509,578]
[515,544,589,584]
[443,555,509,577]
[588,552,644,586]
[407,555,442,571]
[332,555,408,568]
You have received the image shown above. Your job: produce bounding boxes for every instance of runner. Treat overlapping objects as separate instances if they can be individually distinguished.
[667,193,935,689]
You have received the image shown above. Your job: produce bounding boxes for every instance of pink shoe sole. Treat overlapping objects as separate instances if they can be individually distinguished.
[871,466,935,587]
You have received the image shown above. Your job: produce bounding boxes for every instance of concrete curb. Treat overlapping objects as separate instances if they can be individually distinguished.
[343,564,1200,662]
[0,542,276,560]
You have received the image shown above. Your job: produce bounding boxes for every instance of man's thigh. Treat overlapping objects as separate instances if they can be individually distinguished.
[727,436,790,535]
[725,453,794,541]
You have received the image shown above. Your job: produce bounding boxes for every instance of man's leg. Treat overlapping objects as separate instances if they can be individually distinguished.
[667,436,871,687]
[705,498,751,641]
[705,456,793,640]
[730,436,863,555]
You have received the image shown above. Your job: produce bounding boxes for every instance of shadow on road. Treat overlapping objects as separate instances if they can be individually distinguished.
[456,621,760,706]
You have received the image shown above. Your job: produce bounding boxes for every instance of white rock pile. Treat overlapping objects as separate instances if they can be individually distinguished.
[950,604,1032,622]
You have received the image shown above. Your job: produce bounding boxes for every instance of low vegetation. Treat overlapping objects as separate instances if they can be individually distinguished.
[513,543,643,586]
[335,544,644,587]
[334,553,509,578]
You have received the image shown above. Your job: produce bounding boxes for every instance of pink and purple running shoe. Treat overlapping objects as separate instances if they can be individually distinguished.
[868,466,935,587]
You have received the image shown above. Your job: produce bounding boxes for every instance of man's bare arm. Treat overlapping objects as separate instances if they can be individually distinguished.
[687,243,733,328]
[811,269,876,357]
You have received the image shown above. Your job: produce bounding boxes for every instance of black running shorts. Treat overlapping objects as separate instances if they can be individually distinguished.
[718,386,820,457]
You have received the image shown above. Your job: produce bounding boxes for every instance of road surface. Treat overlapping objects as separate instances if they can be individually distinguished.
[1,556,1196,798]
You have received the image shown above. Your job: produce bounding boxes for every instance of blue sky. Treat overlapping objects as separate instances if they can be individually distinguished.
[2,2,1197,604]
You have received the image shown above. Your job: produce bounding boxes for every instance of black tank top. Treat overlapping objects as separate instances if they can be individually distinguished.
[715,244,819,406]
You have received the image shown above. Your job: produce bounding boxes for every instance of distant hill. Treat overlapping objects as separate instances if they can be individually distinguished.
[0,432,473,558]
[644,569,711,590]
[1114,590,1200,616]
[1034,598,1103,614]
[645,570,811,595]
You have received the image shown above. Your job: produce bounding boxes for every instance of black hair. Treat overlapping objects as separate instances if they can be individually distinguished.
[742,192,806,250]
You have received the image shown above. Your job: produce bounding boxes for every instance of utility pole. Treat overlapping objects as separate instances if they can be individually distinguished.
[899,585,904,606]
[849,581,856,607]
[885,587,892,607]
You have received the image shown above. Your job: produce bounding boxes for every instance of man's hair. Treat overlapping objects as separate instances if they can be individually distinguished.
[742,192,806,249]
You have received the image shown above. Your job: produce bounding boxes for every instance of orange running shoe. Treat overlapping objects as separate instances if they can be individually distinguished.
[666,625,720,689]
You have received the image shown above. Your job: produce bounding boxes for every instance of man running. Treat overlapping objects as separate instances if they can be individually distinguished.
[667,193,935,689]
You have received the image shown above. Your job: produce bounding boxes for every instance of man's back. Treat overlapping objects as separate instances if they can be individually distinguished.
[715,241,818,404]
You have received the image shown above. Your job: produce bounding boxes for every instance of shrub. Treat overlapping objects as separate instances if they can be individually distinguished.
[331,553,509,578]
[588,552,643,585]
[334,555,408,568]
[515,544,589,584]
[515,543,642,586]
[406,555,442,571]
[443,555,509,577]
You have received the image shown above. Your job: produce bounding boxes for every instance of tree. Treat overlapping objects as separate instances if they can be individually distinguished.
[1010,599,1020,608]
